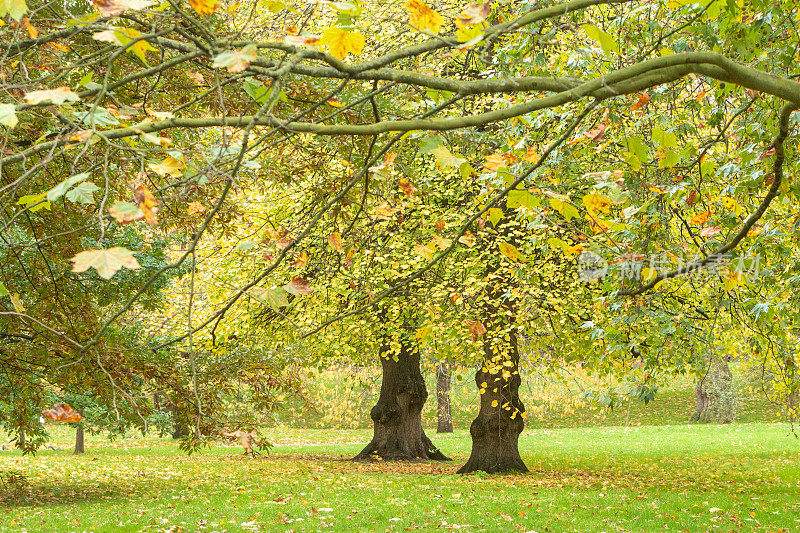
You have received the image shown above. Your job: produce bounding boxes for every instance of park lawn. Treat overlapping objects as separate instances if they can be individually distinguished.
[1,423,798,532]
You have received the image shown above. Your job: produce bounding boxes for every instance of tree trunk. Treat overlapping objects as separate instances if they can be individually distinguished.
[436,362,454,433]
[691,356,736,423]
[458,215,528,474]
[74,422,85,454]
[354,336,449,461]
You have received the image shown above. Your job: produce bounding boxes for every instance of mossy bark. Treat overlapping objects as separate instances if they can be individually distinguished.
[691,357,736,424]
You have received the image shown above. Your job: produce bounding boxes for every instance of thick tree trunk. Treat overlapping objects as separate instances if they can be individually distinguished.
[354,337,449,461]
[458,215,528,474]
[74,422,85,454]
[457,343,528,473]
[691,357,736,423]
[436,362,454,433]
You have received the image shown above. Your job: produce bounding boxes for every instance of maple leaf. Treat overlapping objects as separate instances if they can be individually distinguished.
[457,2,490,25]
[10,293,25,313]
[24,87,80,105]
[134,184,159,226]
[317,27,365,60]
[464,319,487,341]
[429,145,466,169]
[368,152,396,175]
[71,247,141,279]
[41,404,82,423]
[327,232,344,252]
[398,178,417,197]
[405,0,444,34]
[108,201,144,224]
[212,44,258,73]
[189,0,220,15]
[66,181,100,204]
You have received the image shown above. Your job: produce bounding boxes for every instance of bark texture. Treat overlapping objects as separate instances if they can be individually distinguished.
[691,357,736,423]
[74,422,85,454]
[354,337,449,461]
[458,215,528,474]
[436,362,454,433]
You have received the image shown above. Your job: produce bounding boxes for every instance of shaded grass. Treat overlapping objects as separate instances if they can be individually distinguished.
[2,423,798,532]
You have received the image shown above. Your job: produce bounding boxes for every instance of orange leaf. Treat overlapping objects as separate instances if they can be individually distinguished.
[134,184,159,226]
[630,92,651,111]
[464,319,487,341]
[41,404,82,423]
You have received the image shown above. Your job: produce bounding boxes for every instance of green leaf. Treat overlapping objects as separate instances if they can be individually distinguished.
[17,193,51,212]
[0,103,18,129]
[549,198,579,221]
[0,282,8,298]
[429,145,466,169]
[507,189,540,210]
[0,0,28,21]
[243,79,271,103]
[582,24,619,56]
[624,135,650,162]
[487,207,503,227]
[250,286,290,309]
[65,181,100,204]
[47,173,90,202]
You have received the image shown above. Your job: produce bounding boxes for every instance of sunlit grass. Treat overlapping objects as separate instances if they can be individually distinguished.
[2,423,798,532]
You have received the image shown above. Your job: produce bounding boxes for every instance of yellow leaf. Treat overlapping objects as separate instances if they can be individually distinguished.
[582,193,612,214]
[327,232,344,252]
[498,241,525,262]
[10,293,25,313]
[148,156,186,177]
[405,0,444,33]
[186,202,206,217]
[317,27,365,60]
[491,400,498,407]
[189,0,219,15]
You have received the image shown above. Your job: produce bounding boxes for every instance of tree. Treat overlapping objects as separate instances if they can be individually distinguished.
[2,0,800,472]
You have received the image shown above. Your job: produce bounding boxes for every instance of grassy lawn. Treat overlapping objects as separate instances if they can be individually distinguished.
[1,423,798,532]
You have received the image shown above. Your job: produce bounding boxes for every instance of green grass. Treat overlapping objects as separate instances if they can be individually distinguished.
[2,423,798,532]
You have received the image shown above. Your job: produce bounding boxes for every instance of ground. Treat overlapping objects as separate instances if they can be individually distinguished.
[1,423,798,532]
